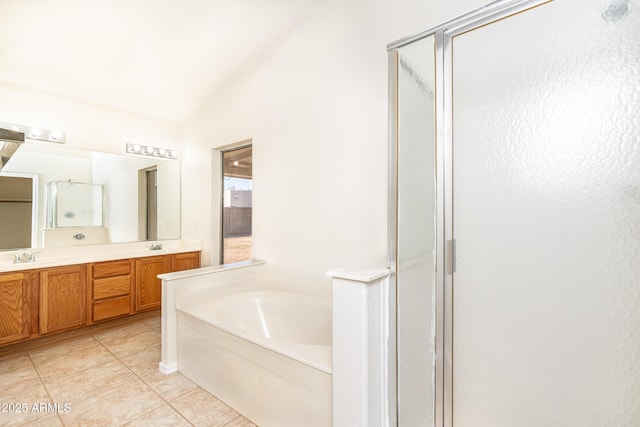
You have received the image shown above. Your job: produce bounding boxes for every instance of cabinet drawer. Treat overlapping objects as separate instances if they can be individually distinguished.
[93,296,131,322]
[93,261,131,279]
[93,276,130,300]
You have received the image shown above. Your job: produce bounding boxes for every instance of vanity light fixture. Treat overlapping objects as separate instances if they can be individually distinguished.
[0,122,66,144]
[126,143,177,160]
[50,131,64,142]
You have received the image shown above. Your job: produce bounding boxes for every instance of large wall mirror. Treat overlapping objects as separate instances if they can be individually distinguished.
[0,142,180,250]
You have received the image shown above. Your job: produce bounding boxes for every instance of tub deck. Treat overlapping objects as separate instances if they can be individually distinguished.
[178,310,332,427]
[162,261,332,427]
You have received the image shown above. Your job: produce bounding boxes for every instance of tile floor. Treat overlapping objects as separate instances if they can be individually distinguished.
[0,315,257,427]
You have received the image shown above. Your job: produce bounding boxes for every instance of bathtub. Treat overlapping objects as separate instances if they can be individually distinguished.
[168,264,332,427]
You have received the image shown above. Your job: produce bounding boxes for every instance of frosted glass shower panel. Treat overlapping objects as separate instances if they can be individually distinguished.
[48,181,103,228]
[396,34,437,426]
[451,0,640,425]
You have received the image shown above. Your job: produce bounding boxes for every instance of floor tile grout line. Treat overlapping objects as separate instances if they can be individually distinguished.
[7,316,249,427]
[29,336,122,384]
[49,327,165,427]
[1,316,163,427]
[0,349,30,362]
[95,323,196,427]
[114,365,196,427]
[93,322,160,347]
[33,335,136,427]
[26,351,65,427]
[93,334,163,360]
[34,321,156,426]
[164,383,253,427]
[28,335,103,358]
[223,414,245,426]
[168,384,256,426]
[0,310,160,360]
[135,380,196,427]
[115,394,196,427]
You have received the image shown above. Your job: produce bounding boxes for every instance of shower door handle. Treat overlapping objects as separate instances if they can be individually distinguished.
[447,239,457,274]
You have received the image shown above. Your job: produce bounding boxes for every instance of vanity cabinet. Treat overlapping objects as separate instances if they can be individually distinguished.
[0,272,31,345]
[135,256,169,312]
[0,250,201,347]
[135,252,201,313]
[171,251,200,272]
[39,265,87,335]
[91,260,134,322]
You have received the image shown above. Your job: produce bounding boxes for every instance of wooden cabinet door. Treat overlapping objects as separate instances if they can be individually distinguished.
[40,266,87,334]
[171,252,201,272]
[135,256,169,312]
[0,273,30,345]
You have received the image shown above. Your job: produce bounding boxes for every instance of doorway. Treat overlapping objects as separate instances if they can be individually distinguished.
[146,168,158,241]
[138,166,158,241]
[220,145,252,264]
[0,175,35,249]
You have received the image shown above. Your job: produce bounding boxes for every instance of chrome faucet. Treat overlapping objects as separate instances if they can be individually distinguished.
[148,243,164,251]
[13,252,35,263]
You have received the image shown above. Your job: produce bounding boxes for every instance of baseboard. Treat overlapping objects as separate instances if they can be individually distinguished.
[159,361,178,375]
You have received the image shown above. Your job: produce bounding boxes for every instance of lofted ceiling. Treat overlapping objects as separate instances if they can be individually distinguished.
[0,0,317,121]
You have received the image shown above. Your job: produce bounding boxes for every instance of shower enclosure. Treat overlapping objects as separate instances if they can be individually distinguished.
[389,0,640,425]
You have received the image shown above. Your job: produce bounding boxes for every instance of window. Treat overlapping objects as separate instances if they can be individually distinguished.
[221,145,252,264]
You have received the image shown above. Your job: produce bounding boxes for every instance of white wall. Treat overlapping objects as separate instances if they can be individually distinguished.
[155,160,181,240]
[0,81,180,155]
[0,0,488,290]
[180,0,486,292]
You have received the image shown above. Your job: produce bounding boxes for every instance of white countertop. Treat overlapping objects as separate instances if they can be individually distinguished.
[326,257,392,283]
[0,240,202,273]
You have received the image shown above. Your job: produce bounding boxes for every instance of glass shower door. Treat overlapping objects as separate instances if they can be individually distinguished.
[394,34,437,426]
[451,0,640,425]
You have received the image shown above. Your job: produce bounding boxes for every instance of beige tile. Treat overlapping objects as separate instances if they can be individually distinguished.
[143,316,161,332]
[121,404,191,427]
[58,377,165,426]
[0,378,52,426]
[0,321,255,427]
[141,370,199,401]
[1,376,48,401]
[0,353,40,390]
[118,344,161,377]
[28,336,97,358]
[43,359,135,403]
[30,337,117,381]
[96,329,161,358]
[17,412,63,426]
[225,415,258,427]
[171,388,239,427]
[94,321,154,342]
[0,352,32,373]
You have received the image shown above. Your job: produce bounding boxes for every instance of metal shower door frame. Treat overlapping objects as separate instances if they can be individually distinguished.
[387,1,552,425]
